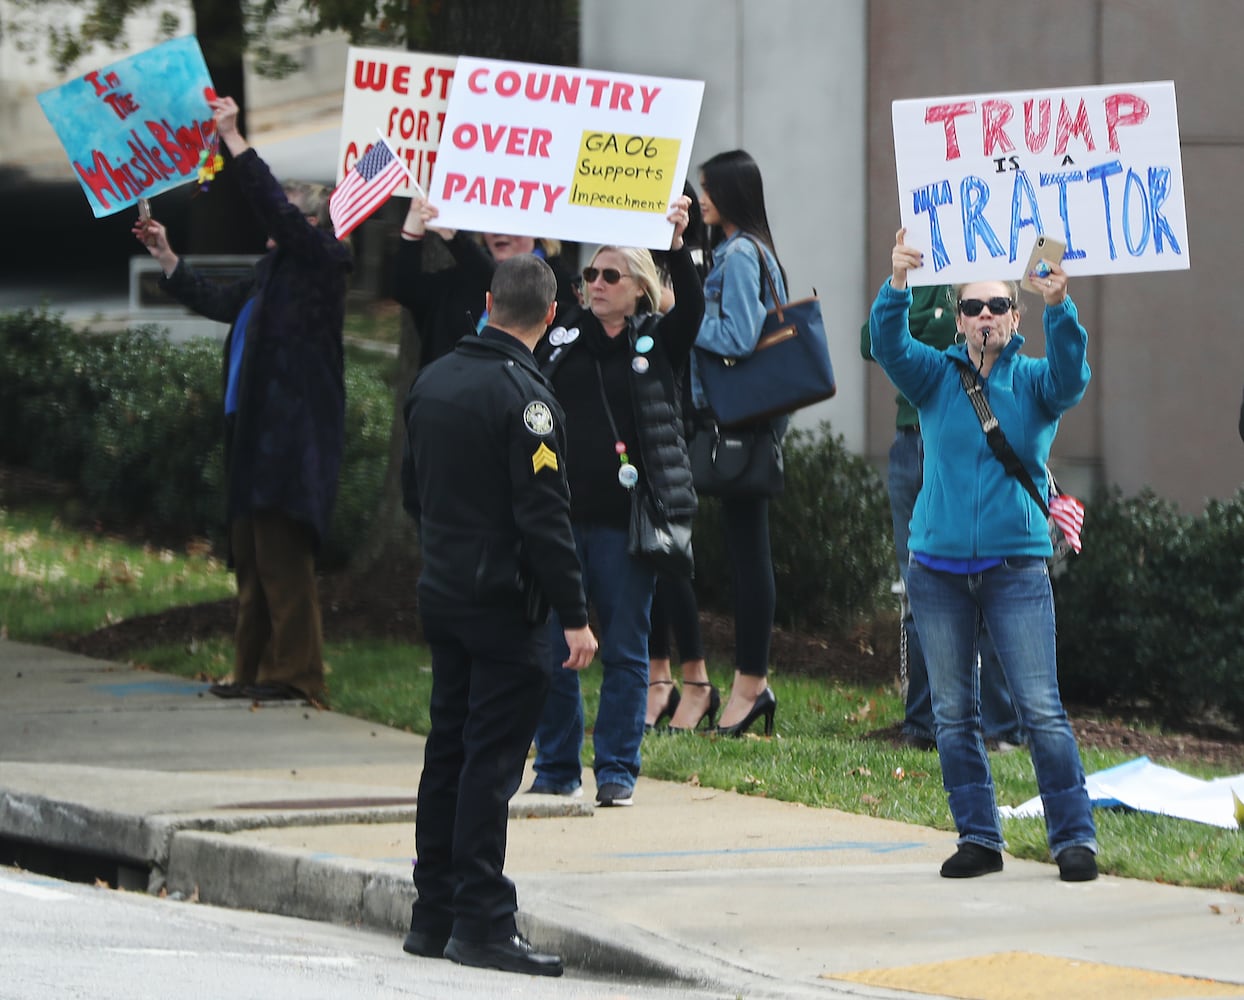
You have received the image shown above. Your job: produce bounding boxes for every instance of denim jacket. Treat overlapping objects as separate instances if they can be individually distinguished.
[690,231,786,409]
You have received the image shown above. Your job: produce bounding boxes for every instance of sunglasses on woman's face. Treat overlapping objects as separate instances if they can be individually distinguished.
[958,296,1014,317]
[582,266,628,285]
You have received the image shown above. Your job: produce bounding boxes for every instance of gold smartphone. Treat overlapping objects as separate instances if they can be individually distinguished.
[1020,235,1066,294]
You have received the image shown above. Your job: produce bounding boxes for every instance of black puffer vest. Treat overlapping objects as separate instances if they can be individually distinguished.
[544,312,697,521]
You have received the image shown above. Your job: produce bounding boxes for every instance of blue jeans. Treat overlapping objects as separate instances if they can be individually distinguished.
[907,557,1097,857]
[888,429,1022,743]
[533,524,654,792]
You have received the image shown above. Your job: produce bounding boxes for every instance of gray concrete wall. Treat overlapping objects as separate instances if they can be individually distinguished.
[864,0,1241,510]
[583,0,870,451]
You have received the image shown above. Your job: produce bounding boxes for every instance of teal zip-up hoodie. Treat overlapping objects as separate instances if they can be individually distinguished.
[868,279,1090,559]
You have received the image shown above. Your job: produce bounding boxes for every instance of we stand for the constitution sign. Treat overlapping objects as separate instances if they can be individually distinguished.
[892,80,1189,286]
[430,56,704,249]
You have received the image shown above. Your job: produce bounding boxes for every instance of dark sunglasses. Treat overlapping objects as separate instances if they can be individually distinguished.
[582,266,628,285]
[958,296,1014,317]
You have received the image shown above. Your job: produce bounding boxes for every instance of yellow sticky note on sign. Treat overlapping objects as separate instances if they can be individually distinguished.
[568,132,681,213]
[531,442,558,474]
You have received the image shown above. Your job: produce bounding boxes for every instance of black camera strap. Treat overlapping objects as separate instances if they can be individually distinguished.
[950,357,1049,519]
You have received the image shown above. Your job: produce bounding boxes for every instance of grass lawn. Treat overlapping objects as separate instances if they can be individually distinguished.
[3,501,1241,893]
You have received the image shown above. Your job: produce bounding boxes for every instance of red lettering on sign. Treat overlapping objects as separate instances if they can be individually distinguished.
[981,100,1016,157]
[1023,99,1051,153]
[1104,93,1149,153]
[1054,99,1097,156]
[925,102,976,161]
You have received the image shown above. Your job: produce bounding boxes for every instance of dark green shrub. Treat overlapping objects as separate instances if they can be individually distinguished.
[0,313,393,565]
[0,309,110,476]
[321,363,392,567]
[1055,486,1244,730]
[693,423,893,636]
[80,329,224,534]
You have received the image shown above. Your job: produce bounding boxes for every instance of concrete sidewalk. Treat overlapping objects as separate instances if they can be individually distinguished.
[2,638,1242,998]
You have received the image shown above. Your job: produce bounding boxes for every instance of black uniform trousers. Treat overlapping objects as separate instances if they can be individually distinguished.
[411,607,552,944]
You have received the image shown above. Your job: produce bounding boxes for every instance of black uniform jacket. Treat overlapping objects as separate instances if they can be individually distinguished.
[402,329,588,628]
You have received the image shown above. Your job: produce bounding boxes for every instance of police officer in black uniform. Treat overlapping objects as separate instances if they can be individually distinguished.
[400,253,598,978]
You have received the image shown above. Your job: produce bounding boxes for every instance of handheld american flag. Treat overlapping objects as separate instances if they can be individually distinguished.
[329,131,412,240]
[1049,493,1085,555]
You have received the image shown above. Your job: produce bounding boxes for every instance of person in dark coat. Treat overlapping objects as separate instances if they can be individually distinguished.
[391,194,579,370]
[133,95,351,705]
[400,253,598,977]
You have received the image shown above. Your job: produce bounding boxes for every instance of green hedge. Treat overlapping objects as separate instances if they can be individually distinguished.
[0,308,389,566]
[1054,486,1244,730]
[10,307,1240,728]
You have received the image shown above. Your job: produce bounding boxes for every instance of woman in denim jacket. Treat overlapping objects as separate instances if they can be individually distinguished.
[690,150,787,737]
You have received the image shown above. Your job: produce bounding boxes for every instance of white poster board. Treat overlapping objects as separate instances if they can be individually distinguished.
[430,56,704,248]
[337,46,457,197]
[892,81,1190,286]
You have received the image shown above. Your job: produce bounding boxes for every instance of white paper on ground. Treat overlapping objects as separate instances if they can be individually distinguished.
[999,756,1244,829]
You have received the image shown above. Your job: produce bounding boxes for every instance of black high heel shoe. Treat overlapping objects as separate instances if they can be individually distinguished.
[713,686,777,738]
[644,680,680,733]
[667,682,720,734]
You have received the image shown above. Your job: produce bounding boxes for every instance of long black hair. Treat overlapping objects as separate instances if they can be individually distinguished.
[698,149,785,285]
[679,178,711,281]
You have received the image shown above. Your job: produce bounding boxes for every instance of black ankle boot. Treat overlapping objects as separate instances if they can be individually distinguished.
[940,842,1004,878]
[1056,846,1098,882]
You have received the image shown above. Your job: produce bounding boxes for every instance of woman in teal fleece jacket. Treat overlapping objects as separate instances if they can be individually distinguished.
[868,228,1098,884]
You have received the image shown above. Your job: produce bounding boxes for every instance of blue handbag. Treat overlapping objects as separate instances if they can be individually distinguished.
[696,244,836,428]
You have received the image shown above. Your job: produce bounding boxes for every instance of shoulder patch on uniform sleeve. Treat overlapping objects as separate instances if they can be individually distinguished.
[523,401,554,436]
[531,442,559,474]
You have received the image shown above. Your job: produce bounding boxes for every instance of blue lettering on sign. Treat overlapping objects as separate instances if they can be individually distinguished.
[1148,166,1181,255]
[1008,170,1046,262]
[960,176,1005,264]
[913,180,953,271]
[1086,159,1125,259]
[1123,168,1152,256]
[916,161,1181,273]
[1039,170,1088,260]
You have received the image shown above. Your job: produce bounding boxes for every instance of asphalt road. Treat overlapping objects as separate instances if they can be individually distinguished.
[1,865,827,1000]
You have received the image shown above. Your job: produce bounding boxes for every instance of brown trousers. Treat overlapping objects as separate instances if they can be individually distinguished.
[229,510,325,699]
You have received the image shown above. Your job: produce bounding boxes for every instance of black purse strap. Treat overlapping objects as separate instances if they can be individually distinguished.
[951,358,1050,518]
